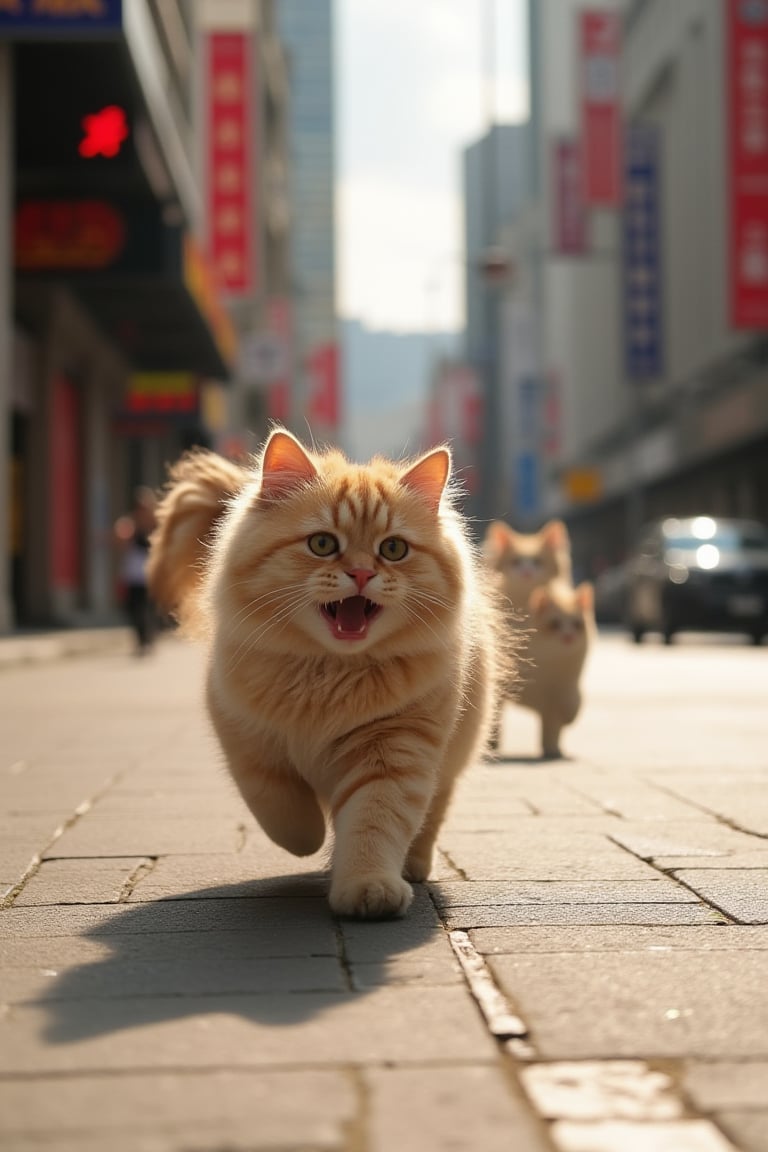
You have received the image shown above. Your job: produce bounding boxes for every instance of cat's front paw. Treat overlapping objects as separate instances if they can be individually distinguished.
[329,873,413,920]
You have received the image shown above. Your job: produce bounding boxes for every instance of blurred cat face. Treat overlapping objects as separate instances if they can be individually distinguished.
[535,606,587,646]
[484,520,571,609]
[215,445,464,659]
[500,550,556,583]
[530,582,594,652]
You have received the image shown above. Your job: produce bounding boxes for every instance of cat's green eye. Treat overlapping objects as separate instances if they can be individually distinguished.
[380,536,408,561]
[308,532,339,557]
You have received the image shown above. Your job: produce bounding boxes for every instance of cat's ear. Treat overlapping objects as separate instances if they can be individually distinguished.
[541,519,570,552]
[575,581,594,613]
[529,585,551,614]
[400,447,451,512]
[259,429,317,499]
[484,520,514,556]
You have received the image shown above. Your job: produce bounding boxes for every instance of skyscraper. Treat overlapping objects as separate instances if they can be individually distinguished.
[275,0,339,437]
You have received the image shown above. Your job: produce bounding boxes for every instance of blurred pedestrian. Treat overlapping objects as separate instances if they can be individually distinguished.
[114,486,158,655]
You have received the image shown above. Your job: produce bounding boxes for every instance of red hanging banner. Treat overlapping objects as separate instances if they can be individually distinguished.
[727,0,768,329]
[553,138,588,253]
[579,10,622,208]
[205,31,257,296]
[306,344,341,432]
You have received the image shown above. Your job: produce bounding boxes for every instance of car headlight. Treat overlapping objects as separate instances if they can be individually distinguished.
[696,544,720,569]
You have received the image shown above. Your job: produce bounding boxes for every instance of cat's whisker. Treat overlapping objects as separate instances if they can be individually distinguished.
[226,594,318,673]
[223,580,309,622]
[222,594,299,657]
[221,582,314,637]
[401,599,453,650]
[223,589,306,666]
[408,590,452,612]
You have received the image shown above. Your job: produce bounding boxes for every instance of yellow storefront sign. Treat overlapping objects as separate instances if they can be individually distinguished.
[563,467,603,504]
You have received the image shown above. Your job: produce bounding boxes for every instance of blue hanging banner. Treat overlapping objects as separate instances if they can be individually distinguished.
[516,453,539,518]
[0,0,122,37]
[624,123,664,380]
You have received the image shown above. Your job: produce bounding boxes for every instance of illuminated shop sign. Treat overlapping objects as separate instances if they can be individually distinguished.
[79,105,129,158]
[0,0,123,36]
[124,373,198,415]
[15,199,126,269]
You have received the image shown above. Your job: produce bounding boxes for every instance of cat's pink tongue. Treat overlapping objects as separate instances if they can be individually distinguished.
[336,595,368,636]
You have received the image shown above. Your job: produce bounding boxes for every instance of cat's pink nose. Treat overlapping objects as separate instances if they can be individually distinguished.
[347,568,375,592]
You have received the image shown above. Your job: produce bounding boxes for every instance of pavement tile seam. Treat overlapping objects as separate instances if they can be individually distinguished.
[643,781,768,846]
[3,774,131,911]
[447,929,535,1059]
[0,852,42,910]
[664,870,768,927]
[116,858,157,904]
[603,838,740,926]
[442,934,743,1144]
[332,920,355,993]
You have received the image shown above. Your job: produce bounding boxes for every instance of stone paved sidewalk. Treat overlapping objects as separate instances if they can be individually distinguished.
[1,632,767,1151]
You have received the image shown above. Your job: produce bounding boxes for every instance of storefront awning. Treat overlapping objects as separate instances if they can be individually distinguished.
[15,199,236,378]
[12,31,233,377]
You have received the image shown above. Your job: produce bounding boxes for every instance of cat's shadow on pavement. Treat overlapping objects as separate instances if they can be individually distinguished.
[40,875,442,1045]
[490,751,571,765]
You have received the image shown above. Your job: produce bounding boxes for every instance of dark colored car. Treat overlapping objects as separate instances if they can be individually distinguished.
[626,516,768,645]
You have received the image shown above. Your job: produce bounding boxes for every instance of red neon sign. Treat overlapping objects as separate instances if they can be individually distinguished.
[79,105,129,158]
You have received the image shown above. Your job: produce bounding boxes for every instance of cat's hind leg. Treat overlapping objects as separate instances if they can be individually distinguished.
[540,711,563,759]
[406,662,491,880]
[404,781,456,881]
[237,767,326,857]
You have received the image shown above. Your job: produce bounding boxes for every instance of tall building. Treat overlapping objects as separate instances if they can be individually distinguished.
[462,122,531,524]
[193,0,291,455]
[0,1,237,630]
[276,0,339,440]
[521,0,768,579]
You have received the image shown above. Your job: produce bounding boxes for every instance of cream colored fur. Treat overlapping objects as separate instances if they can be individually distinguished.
[149,428,508,919]
[483,518,572,615]
[515,579,595,758]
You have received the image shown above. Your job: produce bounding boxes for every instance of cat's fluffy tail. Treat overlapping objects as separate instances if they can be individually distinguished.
[148,450,247,630]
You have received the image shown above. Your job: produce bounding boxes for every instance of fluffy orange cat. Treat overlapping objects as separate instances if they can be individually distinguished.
[515,579,595,758]
[148,428,507,919]
[483,518,572,613]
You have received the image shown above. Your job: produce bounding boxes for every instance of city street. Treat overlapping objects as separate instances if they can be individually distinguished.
[1,628,767,1151]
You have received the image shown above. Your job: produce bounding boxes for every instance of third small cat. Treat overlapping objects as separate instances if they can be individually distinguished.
[514,579,595,758]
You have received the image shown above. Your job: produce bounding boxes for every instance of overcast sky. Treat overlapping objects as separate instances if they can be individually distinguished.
[336,0,529,335]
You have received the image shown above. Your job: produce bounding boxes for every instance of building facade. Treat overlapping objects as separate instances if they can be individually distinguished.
[513,0,768,581]
[462,122,530,525]
[192,0,292,455]
[0,1,241,630]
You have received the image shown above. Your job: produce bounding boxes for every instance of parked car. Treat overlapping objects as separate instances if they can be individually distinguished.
[625,516,768,645]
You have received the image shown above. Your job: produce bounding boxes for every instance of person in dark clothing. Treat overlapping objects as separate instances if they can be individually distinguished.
[114,487,158,654]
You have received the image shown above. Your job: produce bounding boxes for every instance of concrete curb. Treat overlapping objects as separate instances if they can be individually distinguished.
[0,626,134,669]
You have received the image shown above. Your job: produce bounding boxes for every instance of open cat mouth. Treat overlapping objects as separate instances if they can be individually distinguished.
[320,595,382,640]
